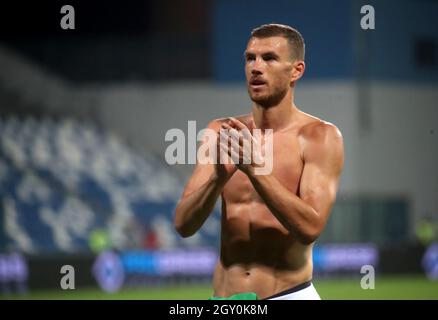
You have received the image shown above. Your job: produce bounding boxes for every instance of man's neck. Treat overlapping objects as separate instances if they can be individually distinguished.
[252,89,299,131]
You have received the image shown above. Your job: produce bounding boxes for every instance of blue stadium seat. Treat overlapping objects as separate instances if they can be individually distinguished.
[0,116,219,254]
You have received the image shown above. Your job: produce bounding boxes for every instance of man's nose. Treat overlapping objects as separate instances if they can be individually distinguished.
[251,58,263,75]
[251,68,262,76]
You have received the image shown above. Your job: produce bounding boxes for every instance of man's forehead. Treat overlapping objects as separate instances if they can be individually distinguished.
[246,36,289,53]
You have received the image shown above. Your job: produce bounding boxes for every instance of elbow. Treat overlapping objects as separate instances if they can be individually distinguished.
[174,223,194,238]
[285,209,323,245]
[298,230,319,245]
[297,208,324,245]
[285,222,319,245]
[174,213,194,238]
[296,222,323,245]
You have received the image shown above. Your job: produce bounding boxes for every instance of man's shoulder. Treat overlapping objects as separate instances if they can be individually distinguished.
[297,115,343,162]
[298,115,343,144]
[298,115,344,167]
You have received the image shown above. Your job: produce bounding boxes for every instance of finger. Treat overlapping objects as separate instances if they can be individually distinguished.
[229,120,253,141]
[242,142,252,164]
[250,129,263,147]
[221,122,232,130]
[219,141,229,153]
[219,129,230,144]
[230,136,241,153]
[241,128,252,141]
[231,136,247,165]
[238,131,246,147]
[228,128,242,148]
[230,147,240,165]
[228,127,240,138]
[221,125,238,137]
[225,119,252,140]
[221,120,236,131]
[228,117,248,131]
[219,142,232,164]
[248,119,256,134]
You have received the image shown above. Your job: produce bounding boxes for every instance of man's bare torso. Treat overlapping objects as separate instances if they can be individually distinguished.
[213,112,322,299]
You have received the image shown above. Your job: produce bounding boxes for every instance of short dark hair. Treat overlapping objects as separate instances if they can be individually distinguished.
[250,23,305,61]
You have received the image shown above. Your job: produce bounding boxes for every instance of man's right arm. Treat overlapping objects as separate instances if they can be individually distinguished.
[174,120,235,238]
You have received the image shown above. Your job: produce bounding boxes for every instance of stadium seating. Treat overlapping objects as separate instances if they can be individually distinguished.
[0,116,221,254]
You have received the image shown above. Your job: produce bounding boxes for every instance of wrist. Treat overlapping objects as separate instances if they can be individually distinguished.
[210,172,229,186]
[242,163,260,177]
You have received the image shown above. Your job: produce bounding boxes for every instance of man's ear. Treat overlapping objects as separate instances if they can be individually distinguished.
[290,60,305,83]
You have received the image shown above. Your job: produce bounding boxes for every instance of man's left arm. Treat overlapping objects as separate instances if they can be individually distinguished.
[225,119,344,245]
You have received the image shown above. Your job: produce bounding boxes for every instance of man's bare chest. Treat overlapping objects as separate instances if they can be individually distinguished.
[223,134,304,203]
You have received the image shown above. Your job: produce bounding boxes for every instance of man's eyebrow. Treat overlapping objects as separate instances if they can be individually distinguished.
[262,51,280,58]
[244,51,280,58]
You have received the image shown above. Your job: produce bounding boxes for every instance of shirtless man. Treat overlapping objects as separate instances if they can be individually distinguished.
[174,24,344,300]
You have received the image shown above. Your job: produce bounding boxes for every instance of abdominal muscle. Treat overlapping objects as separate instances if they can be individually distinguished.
[212,260,313,299]
[212,202,314,299]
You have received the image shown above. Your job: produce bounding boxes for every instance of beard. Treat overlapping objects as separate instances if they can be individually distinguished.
[248,84,288,108]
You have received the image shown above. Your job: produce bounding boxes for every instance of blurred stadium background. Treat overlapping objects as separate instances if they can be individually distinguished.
[1,0,438,299]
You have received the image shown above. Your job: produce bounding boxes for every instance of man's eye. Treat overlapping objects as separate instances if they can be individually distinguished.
[246,56,255,61]
[264,56,275,61]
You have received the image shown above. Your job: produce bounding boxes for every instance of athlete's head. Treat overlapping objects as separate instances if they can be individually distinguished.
[245,23,305,108]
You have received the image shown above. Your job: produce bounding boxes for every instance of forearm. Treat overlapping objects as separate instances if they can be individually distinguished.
[174,174,226,237]
[246,170,321,244]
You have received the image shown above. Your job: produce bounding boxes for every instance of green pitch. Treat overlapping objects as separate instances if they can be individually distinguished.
[6,275,438,300]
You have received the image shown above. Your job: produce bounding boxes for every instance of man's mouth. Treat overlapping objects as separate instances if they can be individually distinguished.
[250,79,267,88]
